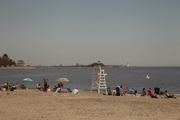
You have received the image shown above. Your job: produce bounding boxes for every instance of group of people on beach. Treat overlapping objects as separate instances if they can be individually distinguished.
[36,78,79,93]
[36,78,51,92]
[108,85,176,99]
[0,77,71,93]
[108,85,137,96]
[36,78,72,93]
[141,87,176,98]
[0,82,17,91]
[0,79,176,99]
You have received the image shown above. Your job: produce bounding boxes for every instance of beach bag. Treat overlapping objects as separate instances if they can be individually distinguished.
[72,89,78,94]
[129,89,135,94]
[115,87,120,96]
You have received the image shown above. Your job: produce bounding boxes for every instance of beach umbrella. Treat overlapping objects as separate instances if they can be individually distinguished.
[23,78,33,82]
[56,78,70,83]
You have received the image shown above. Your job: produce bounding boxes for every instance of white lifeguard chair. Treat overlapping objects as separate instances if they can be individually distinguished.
[90,65,107,94]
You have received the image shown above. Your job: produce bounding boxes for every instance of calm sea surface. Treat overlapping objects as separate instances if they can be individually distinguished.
[0,67,180,93]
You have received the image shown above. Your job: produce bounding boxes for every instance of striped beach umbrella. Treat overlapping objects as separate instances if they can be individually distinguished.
[56,78,70,82]
[23,78,33,82]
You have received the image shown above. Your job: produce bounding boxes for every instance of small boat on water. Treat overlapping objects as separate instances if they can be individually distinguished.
[126,63,130,67]
[146,75,150,79]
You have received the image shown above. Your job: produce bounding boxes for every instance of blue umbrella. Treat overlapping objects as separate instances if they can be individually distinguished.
[23,78,33,82]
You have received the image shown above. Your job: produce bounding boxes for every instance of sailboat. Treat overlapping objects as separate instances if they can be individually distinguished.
[146,75,150,79]
[126,63,130,67]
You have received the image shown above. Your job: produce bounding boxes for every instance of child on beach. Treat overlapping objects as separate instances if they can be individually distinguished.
[141,88,147,96]
[147,88,157,98]
[37,83,43,91]
[43,78,48,92]
[134,90,138,96]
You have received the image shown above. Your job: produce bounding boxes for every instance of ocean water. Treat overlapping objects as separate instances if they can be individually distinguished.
[0,67,180,93]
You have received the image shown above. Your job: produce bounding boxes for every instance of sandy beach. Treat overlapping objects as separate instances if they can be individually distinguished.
[0,89,180,120]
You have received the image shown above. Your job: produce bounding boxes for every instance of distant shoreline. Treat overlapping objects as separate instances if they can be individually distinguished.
[0,66,36,70]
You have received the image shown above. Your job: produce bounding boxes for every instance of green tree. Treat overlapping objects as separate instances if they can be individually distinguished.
[0,54,17,67]
[2,54,11,67]
[91,61,105,67]
[0,57,2,67]
[10,59,16,66]
[17,60,25,66]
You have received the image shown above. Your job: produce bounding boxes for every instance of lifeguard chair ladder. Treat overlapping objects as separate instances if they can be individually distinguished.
[90,65,107,94]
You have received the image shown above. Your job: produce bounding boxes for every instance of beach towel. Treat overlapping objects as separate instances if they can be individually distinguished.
[56,88,68,93]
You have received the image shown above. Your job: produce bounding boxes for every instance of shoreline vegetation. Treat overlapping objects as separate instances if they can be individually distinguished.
[1,65,180,70]
[0,66,36,70]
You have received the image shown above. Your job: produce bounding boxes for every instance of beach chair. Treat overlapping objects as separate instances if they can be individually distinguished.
[154,87,163,95]
[107,87,112,95]
[115,87,120,96]
[20,84,27,89]
[164,91,176,99]
[67,88,72,92]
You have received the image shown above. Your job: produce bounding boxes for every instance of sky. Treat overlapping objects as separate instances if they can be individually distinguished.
[0,0,180,66]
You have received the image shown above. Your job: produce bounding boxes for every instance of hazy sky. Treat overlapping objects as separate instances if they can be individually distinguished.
[0,0,180,66]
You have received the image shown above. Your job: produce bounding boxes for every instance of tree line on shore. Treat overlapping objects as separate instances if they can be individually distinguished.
[0,53,107,68]
[0,54,127,68]
[0,54,25,67]
[75,61,105,67]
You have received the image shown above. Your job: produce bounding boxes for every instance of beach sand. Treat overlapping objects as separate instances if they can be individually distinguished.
[0,89,180,120]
